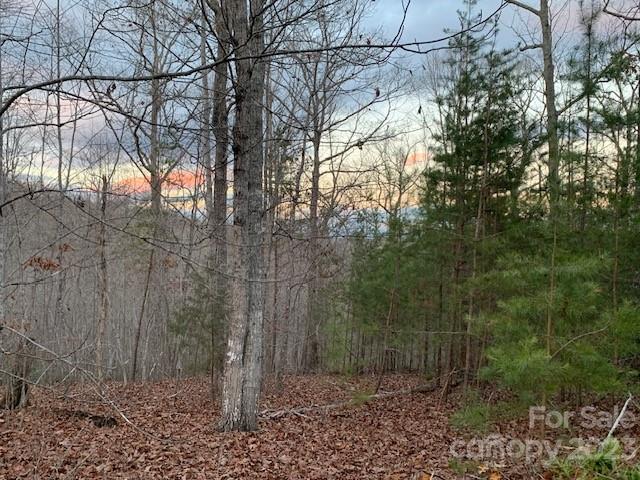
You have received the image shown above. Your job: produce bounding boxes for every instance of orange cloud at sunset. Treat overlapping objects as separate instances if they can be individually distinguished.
[114,170,204,196]
[405,151,429,167]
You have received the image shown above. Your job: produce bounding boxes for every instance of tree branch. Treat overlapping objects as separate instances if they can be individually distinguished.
[0,1,508,118]
[505,0,540,17]
[603,0,640,21]
[519,43,543,52]
[551,325,610,359]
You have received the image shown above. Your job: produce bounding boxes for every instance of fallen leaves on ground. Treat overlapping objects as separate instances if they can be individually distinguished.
[3,374,627,479]
[1,375,461,479]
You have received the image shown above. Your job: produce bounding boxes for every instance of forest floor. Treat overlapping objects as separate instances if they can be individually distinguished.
[0,374,635,479]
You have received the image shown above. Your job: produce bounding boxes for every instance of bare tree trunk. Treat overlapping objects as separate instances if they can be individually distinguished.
[507,0,560,212]
[137,3,165,381]
[220,0,266,432]
[635,76,640,202]
[277,238,297,389]
[463,72,494,390]
[283,144,306,376]
[263,66,282,378]
[580,16,594,232]
[132,249,154,381]
[269,234,279,374]
[199,14,218,396]
[211,6,230,394]
[0,31,6,325]
[1,337,35,410]
[263,62,274,375]
[612,146,622,363]
[540,0,560,213]
[52,0,68,332]
[96,176,109,381]
[304,131,322,371]
[149,69,163,223]
[375,289,394,393]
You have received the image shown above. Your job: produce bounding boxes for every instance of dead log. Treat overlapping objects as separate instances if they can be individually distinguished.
[1,337,36,410]
[260,375,462,420]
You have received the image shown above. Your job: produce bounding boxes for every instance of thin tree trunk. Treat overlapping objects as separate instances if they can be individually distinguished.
[211,7,229,393]
[580,19,594,232]
[96,176,109,381]
[132,249,155,382]
[304,131,322,372]
[464,75,494,390]
[55,0,63,195]
[540,0,561,213]
[269,239,278,372]
[612,147,622,363]
[546,225,557,356]
[0,31,6,325]
[198,15,219,396]
[52,0,68,334]
[635,77,640,202]
[375,289,394,394]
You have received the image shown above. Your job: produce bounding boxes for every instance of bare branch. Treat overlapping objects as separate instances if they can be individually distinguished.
[0,1,508,118]
[603,0,640,21]
[505,0,540,17]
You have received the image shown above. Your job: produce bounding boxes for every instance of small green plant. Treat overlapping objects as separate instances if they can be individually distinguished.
[450,390,527,434]
[350,389,373,406]
[552,438,640,479]
[583,438,621,474]
[619,468,640,480]
[450,399,491,433]
[448,457,479,476]
[170,271,227,375]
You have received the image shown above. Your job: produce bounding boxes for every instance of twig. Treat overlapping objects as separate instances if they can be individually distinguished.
[551,325,610,359]
[603,0,640,21]
[603,394,633,444]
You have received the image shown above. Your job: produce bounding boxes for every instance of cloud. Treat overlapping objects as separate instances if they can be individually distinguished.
[371,0,507,43]
[114,170,204,197]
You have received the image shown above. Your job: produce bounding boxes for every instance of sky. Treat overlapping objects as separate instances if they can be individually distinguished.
[372,0,505,40]
[370,0,516,49]
[7,0,639,200]
[16,0,572,194]
[372,0,639,49]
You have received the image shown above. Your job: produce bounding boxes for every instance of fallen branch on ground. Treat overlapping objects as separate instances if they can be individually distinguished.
[260,373,462,420]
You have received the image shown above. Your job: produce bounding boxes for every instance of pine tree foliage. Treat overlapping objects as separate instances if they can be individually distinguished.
[171,271,227,374]
[343,0,640,403]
